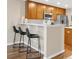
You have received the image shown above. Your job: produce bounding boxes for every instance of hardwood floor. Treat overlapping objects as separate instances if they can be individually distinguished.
[7,44,72,59]
[52,44,72,59]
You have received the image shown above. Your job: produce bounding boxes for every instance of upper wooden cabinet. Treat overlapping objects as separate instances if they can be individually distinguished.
[51,7,57,14]
[57,8,65,15]
[51,7,57,21]
[28,2,37,19]
[36,4,46,19]
[25,1,66,20]
[46,6,53,13]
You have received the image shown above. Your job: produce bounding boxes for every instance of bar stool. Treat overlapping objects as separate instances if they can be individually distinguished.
[13,26,19,48]
[18,27,27,52]
[26,28,41,59]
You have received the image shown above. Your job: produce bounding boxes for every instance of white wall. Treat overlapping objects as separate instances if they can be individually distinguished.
[7,0,25,45]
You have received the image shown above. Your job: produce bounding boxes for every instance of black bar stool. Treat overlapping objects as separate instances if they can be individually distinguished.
[26,28,41,59]
[18,27,27,52]
[13,26,19,48]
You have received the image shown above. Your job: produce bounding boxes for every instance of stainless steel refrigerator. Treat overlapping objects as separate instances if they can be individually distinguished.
[55,15,69,26]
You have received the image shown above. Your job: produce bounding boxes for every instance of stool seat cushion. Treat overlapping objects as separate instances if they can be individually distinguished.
[20,32,26,35]
[28,34,40,38]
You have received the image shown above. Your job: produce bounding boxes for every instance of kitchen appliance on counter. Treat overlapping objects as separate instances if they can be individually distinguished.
[55,15,69,26]
[44,12,52,20]
[43,12,52,24]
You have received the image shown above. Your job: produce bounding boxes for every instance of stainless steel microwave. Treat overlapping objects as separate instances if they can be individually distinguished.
[44,12,52,20]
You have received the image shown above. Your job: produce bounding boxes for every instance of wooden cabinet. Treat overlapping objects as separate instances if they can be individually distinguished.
[52,15,57,21]
[28,2,37,19]
[57,8,65,15]
[51,7,57,21]
[25,1,66,20]
[46,6,53,13]
[36,4,46,19]
[64,28,72,46]
[52,7,58,15]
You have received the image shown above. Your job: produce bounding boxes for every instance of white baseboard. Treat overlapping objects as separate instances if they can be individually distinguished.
[47,50,65,59]
[7,41,20,46]
[7,43,13,46]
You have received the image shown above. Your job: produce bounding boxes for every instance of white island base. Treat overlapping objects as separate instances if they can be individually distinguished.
[20,23,64,59]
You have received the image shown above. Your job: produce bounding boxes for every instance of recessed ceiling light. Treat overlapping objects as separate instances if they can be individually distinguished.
[60,0,63,2]
[57,2,61,5]
[45,0,49,1]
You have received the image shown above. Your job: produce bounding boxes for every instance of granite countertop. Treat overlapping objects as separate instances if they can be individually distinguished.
[65,26,72,29]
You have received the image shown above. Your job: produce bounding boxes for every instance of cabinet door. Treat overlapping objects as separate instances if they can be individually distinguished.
[57,8,65,15]
[36,4,46,19]
[46,6,53,13]
[28,2,37,19]
[65,28,72,46]
[51,7,57,21]
[60,8,65,15]
[52,15,57,21]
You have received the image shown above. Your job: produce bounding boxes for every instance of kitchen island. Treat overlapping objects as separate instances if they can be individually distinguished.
[19,23,64,59]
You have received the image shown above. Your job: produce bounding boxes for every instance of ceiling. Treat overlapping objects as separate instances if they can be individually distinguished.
[30,0,72,9]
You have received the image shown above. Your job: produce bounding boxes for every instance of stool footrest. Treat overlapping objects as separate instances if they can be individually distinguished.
[27,56,41,59]
[30,51,39,53]
[19,46,25,48]
[19,50,27,53]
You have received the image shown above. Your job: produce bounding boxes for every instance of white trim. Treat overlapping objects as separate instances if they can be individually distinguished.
[7,41,20,46]
[47,50,65,59]
[7,43,13,46]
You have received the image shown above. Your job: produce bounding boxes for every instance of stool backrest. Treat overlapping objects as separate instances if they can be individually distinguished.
[13,26,19,33]
[18,27,23,34]
[26,28,30,37]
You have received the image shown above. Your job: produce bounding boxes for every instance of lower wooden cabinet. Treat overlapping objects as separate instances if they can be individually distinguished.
[64,28,72,47]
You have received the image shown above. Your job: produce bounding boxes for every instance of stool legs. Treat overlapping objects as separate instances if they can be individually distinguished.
[38,37,41,58]
[19,35,26,52]
[19,35,22,49]
[26,37,41,59]
[23,35,25,47]
[26,38,31,59]
[27,38,31,54]
[27,39,29,54]
[13,33,25,48]
[13,33,16,48]
[29,38,31,53]
[19,35,25,48]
